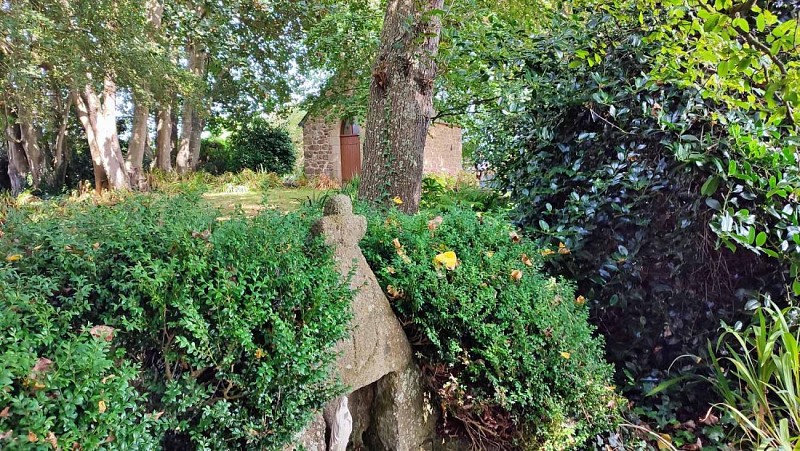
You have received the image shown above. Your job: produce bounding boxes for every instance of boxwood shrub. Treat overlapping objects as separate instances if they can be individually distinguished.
[0,194,352,449]
[360,206,620,450]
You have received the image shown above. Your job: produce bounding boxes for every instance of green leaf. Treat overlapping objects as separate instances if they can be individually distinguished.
[728,160,738,176]
[733,17,750,33]
[646,375,691,396]
[756,14,766,32]
[718,60,729,77]
[704,14,721,32]
[756,231,768,247]
[701,175,721,196]
[792,280,800,296]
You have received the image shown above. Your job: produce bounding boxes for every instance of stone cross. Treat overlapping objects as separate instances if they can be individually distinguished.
[290,195,435,451]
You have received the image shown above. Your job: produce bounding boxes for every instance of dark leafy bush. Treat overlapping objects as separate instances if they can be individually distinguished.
[199,137,233,175]
[360,206,619,450]
[476,2,784,378]
[0,194,352,449]
[229,118,295,175]
[471,6,794,447]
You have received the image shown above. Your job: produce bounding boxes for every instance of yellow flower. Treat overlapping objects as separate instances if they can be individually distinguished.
[575,295,586,306]
[255,348,265,359]
[656,433,672,450]
[485,251,495,258]
[387,266,396,274]
[392,196,403,205]
[604,385,616,391]
[433,251,458,270]
[510,269,523,282]
[98,400,107,414]
[560,351,571,359]
[5,254,22,262]
[539,249,555,257]
[558,242,570,255]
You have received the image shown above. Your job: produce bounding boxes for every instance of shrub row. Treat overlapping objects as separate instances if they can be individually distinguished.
[0,195,351,449]
[359,205,619,449]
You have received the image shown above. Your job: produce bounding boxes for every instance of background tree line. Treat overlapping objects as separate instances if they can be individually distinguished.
[0,0,312,194]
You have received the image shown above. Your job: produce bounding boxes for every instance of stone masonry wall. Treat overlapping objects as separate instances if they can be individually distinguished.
[423,123,463,175]
[302,116,340,181]
[302,117,463,183]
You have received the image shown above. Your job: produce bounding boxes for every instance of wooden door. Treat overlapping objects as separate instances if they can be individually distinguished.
[340,119,361,182]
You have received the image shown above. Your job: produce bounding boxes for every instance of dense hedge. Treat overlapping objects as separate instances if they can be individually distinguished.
[0,195,351,449]
[201,119,295,175]
[360,205,619,450]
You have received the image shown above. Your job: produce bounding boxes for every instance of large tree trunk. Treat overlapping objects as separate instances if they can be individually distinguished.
[171,108,179,158]
[75,79,130,191]
[189,111,204,170]
[18,119,44,190]
[358,0,444,213]
[176,93,193,174]
[5,122,29,195]
[50,92,73,189]
[155,105,173,171]
[188,50,207,170]
[126,0,164,186]
[126,102,149,186]
[176,44,202,174]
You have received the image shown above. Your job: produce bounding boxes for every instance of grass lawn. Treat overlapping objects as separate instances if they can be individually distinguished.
[203,187,326,214]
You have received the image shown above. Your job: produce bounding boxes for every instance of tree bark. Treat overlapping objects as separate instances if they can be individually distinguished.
[74,79,130,191]
[126,0,164,186]
[50,92,74,189]
[170,108,179,158]
[176,44,199,174]
[155,105,173,171]
[189,110,204,170]
[126,101,149,185]
[5,122,28,195]
[17,118,44,190]
[358,0,444,213]
[189,49,207,170]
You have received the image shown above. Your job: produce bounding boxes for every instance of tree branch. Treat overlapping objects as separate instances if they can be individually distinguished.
[431,96,501,122]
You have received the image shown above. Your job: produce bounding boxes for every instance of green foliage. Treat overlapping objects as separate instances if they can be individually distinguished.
[228,118,296,175]
[0,195,352,449]
[0,268,162,449]
[646,0,799,125]
[420,173,509,213]
[360,206,619,449]
[707,301,800,449]
[199,136,233,175]
[477,0,789,377]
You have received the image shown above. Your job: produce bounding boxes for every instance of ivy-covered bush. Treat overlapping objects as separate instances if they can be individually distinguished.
[229,118,296,175]
[360,206,619,450]
[0,195,352,449]
[475,1,787,381]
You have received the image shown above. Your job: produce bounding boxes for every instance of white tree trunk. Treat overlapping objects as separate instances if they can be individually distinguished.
[155,105,173,171]
[176,44,198,174]
[75,79,130,191]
